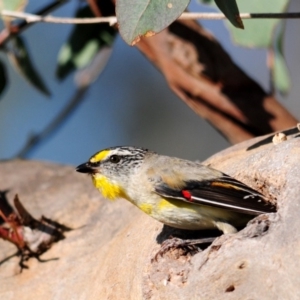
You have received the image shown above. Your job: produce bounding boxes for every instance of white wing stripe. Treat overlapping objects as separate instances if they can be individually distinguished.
[191,196,264,215]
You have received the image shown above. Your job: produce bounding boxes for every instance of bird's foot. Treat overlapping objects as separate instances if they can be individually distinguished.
[152,236,215,262]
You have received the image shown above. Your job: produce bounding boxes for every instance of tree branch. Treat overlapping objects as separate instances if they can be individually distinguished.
[1,10,300,25]
[0,1,68,47]
[15,87,88,158]
[136,20,298,143]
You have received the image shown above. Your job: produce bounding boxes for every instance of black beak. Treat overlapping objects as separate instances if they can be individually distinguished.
[76,162,95,174]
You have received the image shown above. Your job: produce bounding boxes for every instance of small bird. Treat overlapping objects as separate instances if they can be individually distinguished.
[76,146,276,235]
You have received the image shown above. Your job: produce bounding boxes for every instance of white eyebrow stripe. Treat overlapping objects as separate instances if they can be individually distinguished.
[110,149,132,156]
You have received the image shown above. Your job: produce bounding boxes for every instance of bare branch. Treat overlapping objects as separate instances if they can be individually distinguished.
[180,12,300,20]
[136,20,298,143]
[15,87,88,159]
[0,10,117,25]
[0,1,68,47]
[1,10,299,25]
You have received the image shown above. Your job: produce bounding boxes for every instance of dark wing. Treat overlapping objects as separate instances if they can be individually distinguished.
[155,174,276,215]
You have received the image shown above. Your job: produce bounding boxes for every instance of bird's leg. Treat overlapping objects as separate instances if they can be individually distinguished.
[152,236,216,262]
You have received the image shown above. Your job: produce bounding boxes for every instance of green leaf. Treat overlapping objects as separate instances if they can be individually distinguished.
[199,0,291,94]
[199,0,289,48]
[227,0,289,48]
[56,6,117,80]
[0,0,28,26]
[273,53,290,95]
[273,23,290,95]
[0,59,7,98]
[214,0,243,29]
[116,0,190,45]
[0,0,27,11]
[8,36,51,96]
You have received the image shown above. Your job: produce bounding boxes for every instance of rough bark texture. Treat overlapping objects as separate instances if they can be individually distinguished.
[0,129,299,299]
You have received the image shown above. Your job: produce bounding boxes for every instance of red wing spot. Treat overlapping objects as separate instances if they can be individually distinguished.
[182,190,193,202]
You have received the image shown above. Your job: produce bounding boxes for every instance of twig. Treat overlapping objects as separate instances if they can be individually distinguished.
[180,12,300,20]
[1,11,300,25]
[15,87,88,158]
[15,46,111,159]
[0,1,69,47]
[1,10,117,25]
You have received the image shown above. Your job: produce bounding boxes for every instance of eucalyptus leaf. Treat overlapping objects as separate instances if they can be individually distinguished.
[116,0,190,45]
[214,0,243,29]
[56,5,117,80]
[0,0,27,11]
[226,0,289,48]
[273,23,290,94]
[0,0,28,26]
[0,59,7,98]
[8,36,51,96]
[198,0,289,48]
[198,0,291,94]
[273,53,290,95]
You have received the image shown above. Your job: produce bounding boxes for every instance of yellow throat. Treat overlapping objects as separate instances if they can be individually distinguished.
[92,174,127,200]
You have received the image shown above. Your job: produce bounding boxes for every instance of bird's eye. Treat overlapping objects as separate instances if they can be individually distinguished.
[109,155,121,163]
